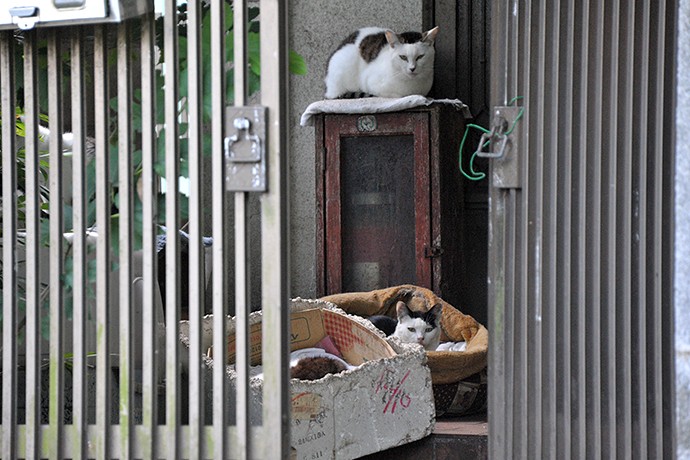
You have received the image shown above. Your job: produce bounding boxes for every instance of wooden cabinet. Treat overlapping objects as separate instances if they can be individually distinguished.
[314,104,470,308]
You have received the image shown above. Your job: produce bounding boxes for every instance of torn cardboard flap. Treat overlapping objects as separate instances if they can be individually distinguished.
[223,308,396,366]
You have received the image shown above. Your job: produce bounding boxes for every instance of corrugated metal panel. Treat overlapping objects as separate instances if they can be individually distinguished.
[488,1,677,458]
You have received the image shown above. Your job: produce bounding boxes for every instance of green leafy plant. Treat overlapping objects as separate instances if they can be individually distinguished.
[1,2,307,339]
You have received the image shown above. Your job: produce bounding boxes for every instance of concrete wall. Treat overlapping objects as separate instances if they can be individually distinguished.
[676,1,690,458]
[287,1,425,298]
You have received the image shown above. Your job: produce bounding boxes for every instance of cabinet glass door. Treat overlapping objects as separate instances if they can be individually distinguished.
[340,135,416,291]
[324,112,431,294]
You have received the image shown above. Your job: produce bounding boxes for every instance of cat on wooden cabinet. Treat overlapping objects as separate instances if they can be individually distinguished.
[369,301,443,351]
[324,26,439,99]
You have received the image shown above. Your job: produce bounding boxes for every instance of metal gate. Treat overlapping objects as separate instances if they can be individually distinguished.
[487,1,677,458]
[0,0,290,458]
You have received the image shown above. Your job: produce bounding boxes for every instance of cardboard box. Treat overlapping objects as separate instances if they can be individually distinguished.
[180,298,436,459]
[225,305,397,366]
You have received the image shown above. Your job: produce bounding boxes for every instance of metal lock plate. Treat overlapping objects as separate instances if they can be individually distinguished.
[224,106,267,192]
[475,106,522,189]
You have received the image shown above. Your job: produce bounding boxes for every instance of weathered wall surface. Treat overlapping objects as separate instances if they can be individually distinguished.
[287,1,425,298]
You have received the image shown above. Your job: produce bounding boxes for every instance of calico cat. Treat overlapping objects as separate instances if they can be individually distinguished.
[290,356,347,381]
[369,301,443,351]
[324,26,439,99]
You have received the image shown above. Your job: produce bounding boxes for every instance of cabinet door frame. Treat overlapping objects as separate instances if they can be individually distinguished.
[315,111,432,295]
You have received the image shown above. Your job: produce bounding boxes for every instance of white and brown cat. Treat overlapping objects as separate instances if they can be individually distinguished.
[324,26,439,99]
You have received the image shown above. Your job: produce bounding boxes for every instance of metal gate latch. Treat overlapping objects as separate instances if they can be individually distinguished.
[475,110,510,159]
[474,106,522,189]
[224,106,267,192]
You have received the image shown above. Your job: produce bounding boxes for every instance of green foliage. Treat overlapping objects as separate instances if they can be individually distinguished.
[1,2,307,340]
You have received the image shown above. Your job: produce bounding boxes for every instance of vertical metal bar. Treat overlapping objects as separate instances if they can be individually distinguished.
[187,0,204,457]
[585,3,604,457]
[600,1,619,456]
[508,3,522,458]
[164,0,180,456]
[260,1,291,457]
[233,0,252,457]
[556,2,575,457]
[234,194,250,457]
[93,24,111,460]
[235,0,248,105]
[211,0,228,457]
[504,192,517,456]
[542,1,559,456]
[648,2,668,457]
[515,5,529,459]
[1,30,18,460]
[631,2,651,457]
[572,3,589,458]
[47,28,65,460]
[525,0,543,456]
[615,3,634,459]
[660,3,677,457]
[140,11,158,460]
[486,0,507,431]
[23,30,41,460]
[70,26,87,460]
[117,21,134,460]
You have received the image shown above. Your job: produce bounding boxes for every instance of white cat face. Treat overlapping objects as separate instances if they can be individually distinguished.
[394,45,432,77]
[385,26,438,78]
[392,301,443,351]
[395,316,438,348]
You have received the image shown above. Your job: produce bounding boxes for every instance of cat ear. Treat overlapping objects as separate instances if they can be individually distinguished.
[385,30,400,48]
[428,303,444,320]
[422,26,440,45]
[395,301,411,320]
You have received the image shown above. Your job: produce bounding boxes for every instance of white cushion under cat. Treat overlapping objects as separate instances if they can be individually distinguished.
[436,341,467,352]
[299,96,470,127]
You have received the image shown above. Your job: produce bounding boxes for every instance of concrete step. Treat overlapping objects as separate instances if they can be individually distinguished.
[361,413,488,460]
